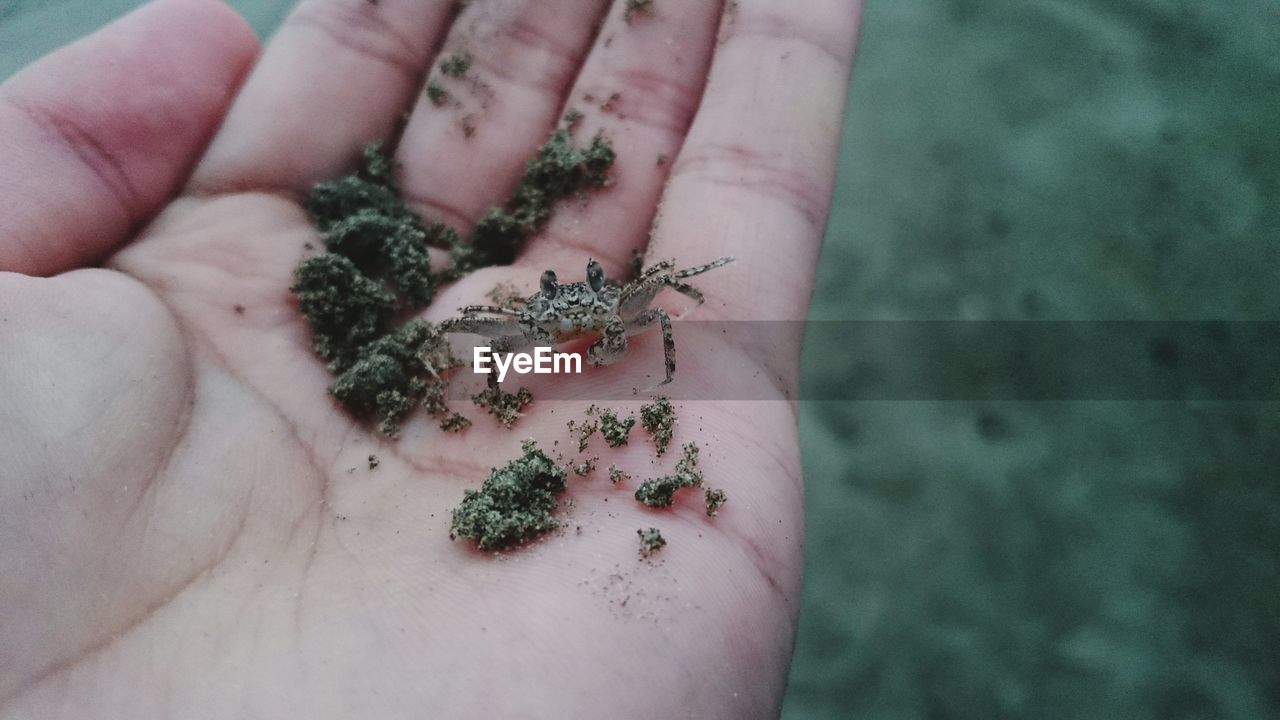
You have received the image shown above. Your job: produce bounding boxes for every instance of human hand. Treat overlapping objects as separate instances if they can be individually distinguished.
[0,0,861,716]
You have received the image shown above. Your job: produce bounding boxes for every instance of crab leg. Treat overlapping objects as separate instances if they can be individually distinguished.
[440,316,526,336]
[628,307,675,388]
[675,256,735,279]
[667,281,706,319]
[617,275,671,318]
[445,316,554,344]
[634,258,675,283]
[620,258,732,319]
[457,304,540,325]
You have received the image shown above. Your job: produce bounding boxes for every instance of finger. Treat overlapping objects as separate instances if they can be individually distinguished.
[394,0,611,231]
[646,0,863,320]
[190,0,456,195]
[0,0,258,277]
[516,0,725,278]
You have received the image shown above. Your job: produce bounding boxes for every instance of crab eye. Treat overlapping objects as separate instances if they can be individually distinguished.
[586,258,605,292]
[540,270,559,297]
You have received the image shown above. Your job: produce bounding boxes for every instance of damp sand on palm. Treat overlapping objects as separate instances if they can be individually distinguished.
[448,400,725,552]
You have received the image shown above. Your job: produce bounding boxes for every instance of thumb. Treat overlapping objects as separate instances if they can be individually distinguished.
[0,0,259,276]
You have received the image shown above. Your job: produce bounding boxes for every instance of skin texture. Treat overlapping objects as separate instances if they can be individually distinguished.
[0,0,861,717]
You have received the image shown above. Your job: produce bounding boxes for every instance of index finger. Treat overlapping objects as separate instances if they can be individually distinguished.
[190,0,455,195]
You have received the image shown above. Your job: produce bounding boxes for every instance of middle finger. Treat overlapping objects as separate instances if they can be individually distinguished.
[394,0,611,230]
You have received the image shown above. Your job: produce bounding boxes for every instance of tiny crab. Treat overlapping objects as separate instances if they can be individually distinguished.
[442,256,735,388]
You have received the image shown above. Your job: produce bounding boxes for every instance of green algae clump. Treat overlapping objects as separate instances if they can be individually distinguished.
[291,253,395,370]
[425,79,449,106]
[440,412,472,433]
[439,52,471,77]
[599,408,636,448]
[635,441,703,508]
[624,0,655,24]
[572,416,599,452]
[640,396,676,455]
[322,208,436,306]
[306,143,414,230]
[457,130,615,271]
[472,385,534,428]
[634,477,686,508]
[574,456,598,476]
[328,318,449,436]
[704,487,728,516]
[450,440,567,551]
[303,142,457,309]
[638,527,666,557]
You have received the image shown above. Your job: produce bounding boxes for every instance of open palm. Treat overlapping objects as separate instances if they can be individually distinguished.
[0,0,860,717]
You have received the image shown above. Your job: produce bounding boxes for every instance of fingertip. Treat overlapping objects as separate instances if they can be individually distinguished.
[127,0,264,149]
[102,0,262,122]
[0,0,262,275]
[11,0,263,97]
[157,0,263,70]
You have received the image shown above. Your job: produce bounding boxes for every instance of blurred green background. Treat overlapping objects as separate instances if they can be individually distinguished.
[4,1,1277,717]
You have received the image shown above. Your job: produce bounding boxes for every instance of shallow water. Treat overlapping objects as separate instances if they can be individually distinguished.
[790,1,1278,718]
[4,1,1277,717]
